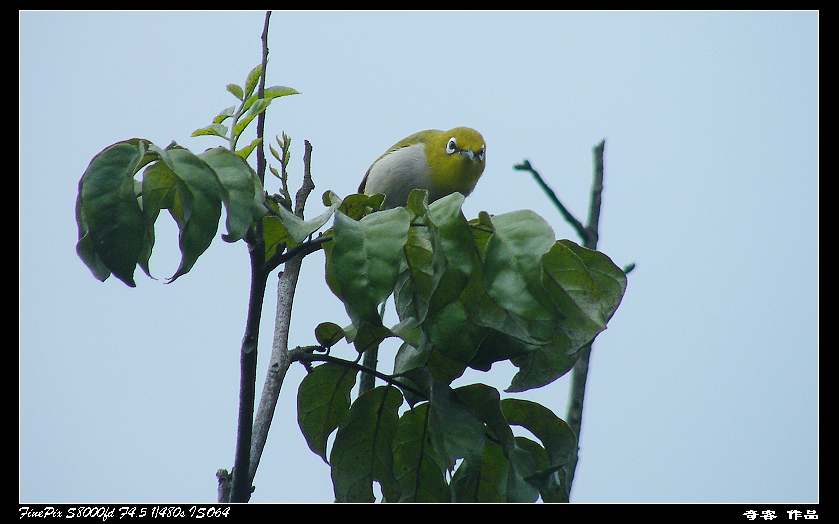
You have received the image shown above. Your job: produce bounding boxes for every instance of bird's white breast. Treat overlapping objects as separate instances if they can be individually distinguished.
[363,143,430,208]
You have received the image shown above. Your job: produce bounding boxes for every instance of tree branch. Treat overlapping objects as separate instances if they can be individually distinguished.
[247,138,317,491]
[227,10,273,504]
[230,243,268,502]
[249,253,302,483]
[563,139,606,495]
[514,159,590,244]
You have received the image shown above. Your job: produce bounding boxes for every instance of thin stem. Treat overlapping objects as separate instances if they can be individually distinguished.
[255,11,271,185]
[291,351,427,400]
[514,159,589,244]
[265,234,330,273]
[359,347,378,394]
[584,140,605,250]
[359,302,386,394]
[563,139,606,495]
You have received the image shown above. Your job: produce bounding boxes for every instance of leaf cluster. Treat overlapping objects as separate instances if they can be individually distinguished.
[75,139,271,286]
[75,65,299,286]
[298,190,627,502]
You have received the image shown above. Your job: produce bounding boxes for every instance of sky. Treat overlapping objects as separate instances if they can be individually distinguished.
[19,11,818,504]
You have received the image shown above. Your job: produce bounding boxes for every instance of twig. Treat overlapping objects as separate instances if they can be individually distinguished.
[295,141,316,217]
[583,140,605,251]
[563,139,606,495]
[255,12,271,185]
[514,160,590,244]
[265,234,330,274]
[291,350,428,400]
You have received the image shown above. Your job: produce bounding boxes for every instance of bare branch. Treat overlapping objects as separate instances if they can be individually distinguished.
[248,136,318,491]
[249,254,303,482]
[564,139,606,495]
[514,159,589,243]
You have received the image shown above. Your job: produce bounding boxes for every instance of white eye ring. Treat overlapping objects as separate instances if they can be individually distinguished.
[477,145,485,162]
[446,137,457,155]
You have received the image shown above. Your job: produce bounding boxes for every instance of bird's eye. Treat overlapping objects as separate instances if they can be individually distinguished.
[446,138,457,155]
[477,145,485,162]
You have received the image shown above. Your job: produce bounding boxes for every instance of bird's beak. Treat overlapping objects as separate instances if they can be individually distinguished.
[460,149,475,160]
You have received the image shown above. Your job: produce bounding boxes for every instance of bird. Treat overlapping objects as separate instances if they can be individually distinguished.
[358,127,486,209]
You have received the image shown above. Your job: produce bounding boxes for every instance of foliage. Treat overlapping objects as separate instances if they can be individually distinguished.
[74,62,627,503]
[75,64,298,286]
[301,190,625,501]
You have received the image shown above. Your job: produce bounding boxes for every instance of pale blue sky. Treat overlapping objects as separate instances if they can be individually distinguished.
[19,11,818,503]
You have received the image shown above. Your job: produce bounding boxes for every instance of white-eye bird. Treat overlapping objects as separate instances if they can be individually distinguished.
[358,127,486,209]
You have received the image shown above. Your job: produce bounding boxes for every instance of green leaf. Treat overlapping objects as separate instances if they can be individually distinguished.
[451,384,540,502]
[513,436,563,501]
[297,363,358,463]
[352,323,394,354]
[426,380,485,470]
[243,87,300,113]
[444,386,544,502]
[468,329,533,373]
[501,399,576,468]
[453,384,515,452]
[138,159,190,278]
[482,210,559,343]
[450,438,508,502]
[331,386,403,502]
[501,398,576,500]
[212,105,236,124]
[76,139,150,287]
[469,211,495,260]
[314,322,347,349]
[420,299,487,384]
[197,147,268,243]
[337,193,385,220]
[151,145,224,282]
[75,193,111,282]
[558,239,627,323]
[393,199,444,327]
[245,97,271,118]
[191,123,228,138]
[325,207,411,328]
[262,217,293,261]
[506,330,578,392]
[226,83,244,100]
[392,403,450,502]
[541,241,610,346]
[426,192,478,315]
[501,241,628,392]
[235,137,262,161]
[233,113,256,138]
[274,190,341,244]
[504,440,541,502]
[244,64,262,99]
[263,85,300,99]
